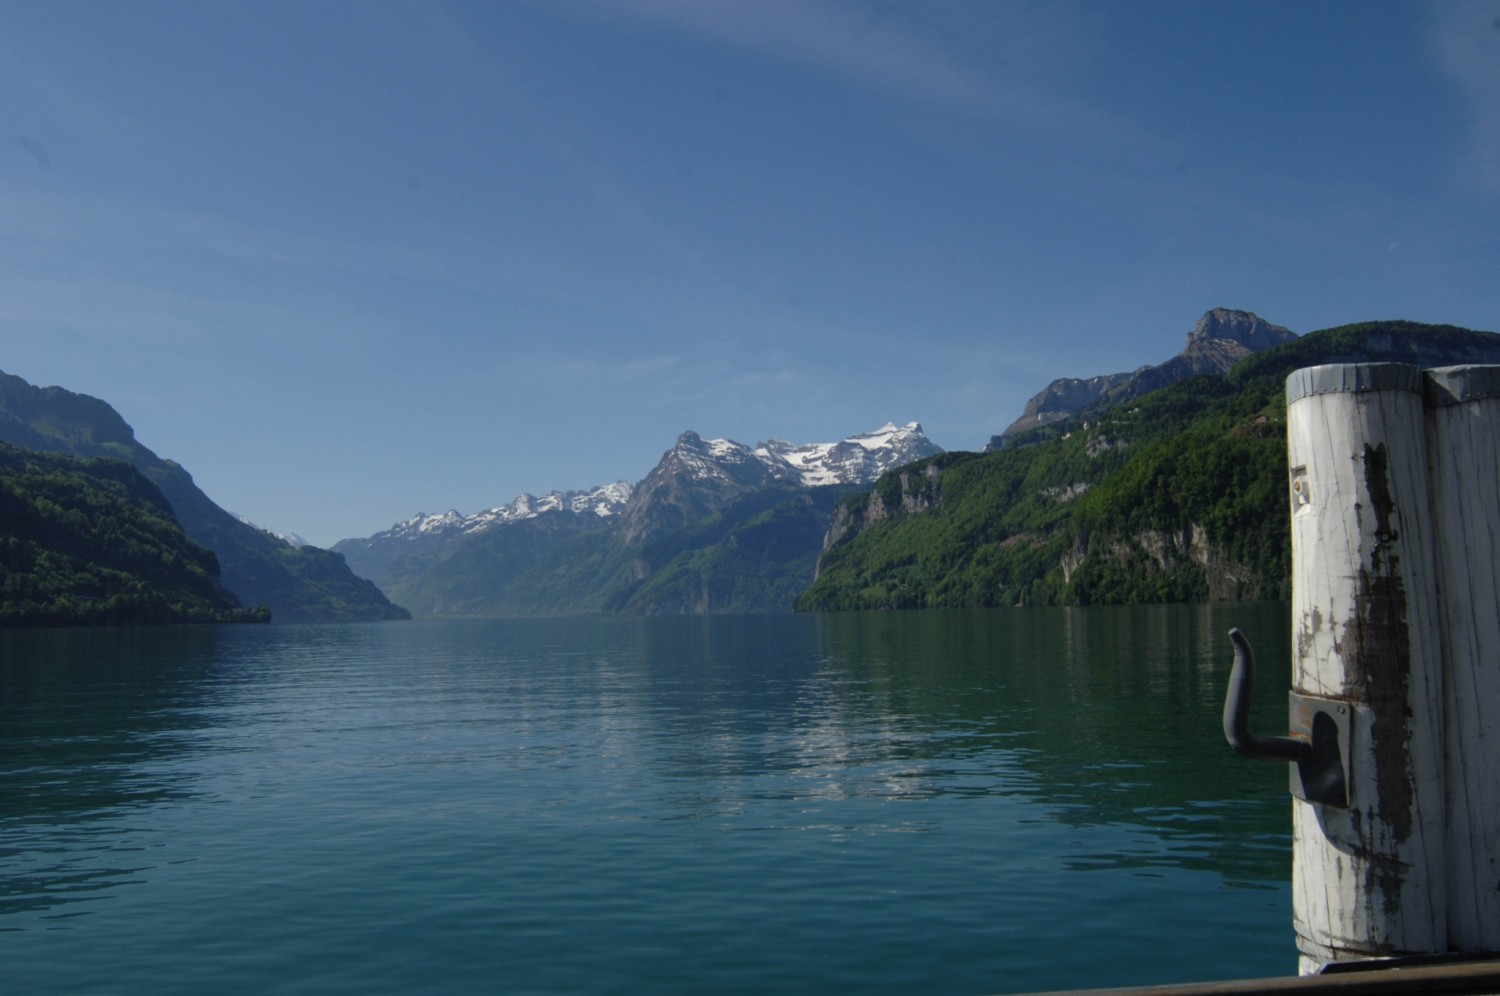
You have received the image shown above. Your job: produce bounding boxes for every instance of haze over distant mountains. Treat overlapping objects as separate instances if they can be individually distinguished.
[332,309,1313,618]
[334,422,942,616]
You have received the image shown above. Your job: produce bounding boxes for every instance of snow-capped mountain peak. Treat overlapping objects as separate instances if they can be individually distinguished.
[755,421,941,487]
[849,421,926,450]
[617,421,943,546]
[377,481,634,544]
[665,422,942,490]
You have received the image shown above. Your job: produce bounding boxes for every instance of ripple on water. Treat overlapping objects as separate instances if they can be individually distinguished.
[0,609,1293,994]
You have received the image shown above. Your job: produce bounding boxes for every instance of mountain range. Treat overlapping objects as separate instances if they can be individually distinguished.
[0,370,408,623]
[334,481,634,594]
[10,307,1495,626]
[333,309,1315,618]
[334,422,942,616]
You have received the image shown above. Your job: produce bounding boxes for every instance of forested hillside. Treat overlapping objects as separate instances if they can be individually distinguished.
[0,370,408,623]
[798,322,1500,611]
[0,442,267,626]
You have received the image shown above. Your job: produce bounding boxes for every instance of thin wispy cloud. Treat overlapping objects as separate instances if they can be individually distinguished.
[603,0,996,110]
[548,0,1126,140]
[1430,0,1500,193]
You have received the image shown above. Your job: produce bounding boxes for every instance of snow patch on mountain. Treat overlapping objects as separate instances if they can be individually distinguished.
[380,481,633,543]
[753,422,941,487]
[657,422,942,488]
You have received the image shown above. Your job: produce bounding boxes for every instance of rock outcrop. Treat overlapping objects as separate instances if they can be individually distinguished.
[990,308,1296,447]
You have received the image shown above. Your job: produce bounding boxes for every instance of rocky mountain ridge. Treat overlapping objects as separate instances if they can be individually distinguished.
[759,422,939,487]
[990,308,1296,447]
[333,481,634,588]
[380,482,633,543]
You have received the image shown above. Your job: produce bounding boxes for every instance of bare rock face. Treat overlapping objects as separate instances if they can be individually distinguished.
[1187,307,1297,350]
[995,371,1137,439]
[989,308,1296,448]
[617,431,783,546]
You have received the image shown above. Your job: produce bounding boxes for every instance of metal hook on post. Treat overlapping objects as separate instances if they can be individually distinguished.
[1223,628,1351,808]
[1223,628,1308,763]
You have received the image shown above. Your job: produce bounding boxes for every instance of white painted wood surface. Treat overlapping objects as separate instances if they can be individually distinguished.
[1286,364,1448,973]
[1424,366,1500,952]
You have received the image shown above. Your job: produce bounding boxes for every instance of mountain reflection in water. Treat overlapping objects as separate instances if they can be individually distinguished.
[0,604,1292,994]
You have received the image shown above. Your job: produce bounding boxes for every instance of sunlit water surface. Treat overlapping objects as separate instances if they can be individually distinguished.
[1,605,1293,994]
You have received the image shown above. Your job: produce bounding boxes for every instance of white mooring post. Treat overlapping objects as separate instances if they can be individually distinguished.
[1424,366,1500,953]
[1284,364,1448,973]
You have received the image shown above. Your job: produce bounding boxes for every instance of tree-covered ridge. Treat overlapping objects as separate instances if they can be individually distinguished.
[798,321,1500,612]
[0,442,269,626]
[0,369,409,623]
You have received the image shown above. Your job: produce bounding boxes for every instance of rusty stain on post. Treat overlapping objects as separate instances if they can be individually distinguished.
[1285,363,1447,971]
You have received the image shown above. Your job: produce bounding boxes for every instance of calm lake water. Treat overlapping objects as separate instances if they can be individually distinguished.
[1,604,1294,994]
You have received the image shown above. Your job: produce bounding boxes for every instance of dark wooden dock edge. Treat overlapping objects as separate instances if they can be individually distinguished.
[1015,957,1500,996]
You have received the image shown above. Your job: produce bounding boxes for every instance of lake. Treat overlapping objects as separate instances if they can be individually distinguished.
[1,604,1293,994]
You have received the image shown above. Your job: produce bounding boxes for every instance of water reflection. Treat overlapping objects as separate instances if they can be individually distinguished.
[806,603,1292,885]
[0,605,1292,943]
[565,605,1293,886]
[0,626,228,919]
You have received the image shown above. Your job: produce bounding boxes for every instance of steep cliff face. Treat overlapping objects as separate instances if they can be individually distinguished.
[991,308,1295,446]
[618,487,855,615]
[994,371,1136,440]
[1188,307,1297,349]
[815,462,945,579]
[1061,523,1268,603]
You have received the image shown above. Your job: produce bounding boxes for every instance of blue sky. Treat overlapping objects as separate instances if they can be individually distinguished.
[2,1,1497,547]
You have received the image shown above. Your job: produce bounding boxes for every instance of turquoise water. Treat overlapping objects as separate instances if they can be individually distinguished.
[1,605,1293,994]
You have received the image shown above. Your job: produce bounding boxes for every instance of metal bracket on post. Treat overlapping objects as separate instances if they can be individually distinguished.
[1223,628,1351,808]
[1288,690,1352,808]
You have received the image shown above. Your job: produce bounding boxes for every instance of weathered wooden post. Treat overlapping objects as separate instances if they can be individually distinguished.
[1424,365,1500,953]
[1283,364,1448,972]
